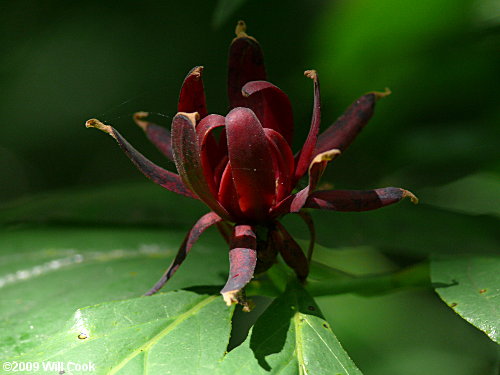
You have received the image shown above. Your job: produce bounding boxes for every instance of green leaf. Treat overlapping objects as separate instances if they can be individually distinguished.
[431,255,500,343]
[420,172,500,218]
[316,289,499,375]
[16,291,233,375]
[0,226,229,359]
[217,279,363,375]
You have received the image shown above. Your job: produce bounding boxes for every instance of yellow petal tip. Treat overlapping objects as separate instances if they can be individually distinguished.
[304,69,318,80]
[402,190,419,204]
[133,112,150,131]
[189,66,204,79]
[222,289,254,312]
[235,20,248,38]
[176,111,200,124]
[372,87,392,101]
[85,119,115,139]
[310,149,341,166]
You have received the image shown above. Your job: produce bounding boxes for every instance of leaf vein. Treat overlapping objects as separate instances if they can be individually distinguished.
[303,317,350,374]
[108,295,217,375]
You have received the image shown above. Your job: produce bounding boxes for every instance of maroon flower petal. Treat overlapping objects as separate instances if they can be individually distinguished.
[298,211,316,263]
[306,149,341,191]
[178,66,208,118]
[221,224,257,309]
[133,112,174,161]
[213,155,229,190]
[264,128,295,203]
[295,70,321,181]
[144,212,222,295]
[242,81,294,145]
[314,88,391,156]
[228,21,266,109]
[85,119,194,198]
[269,195,294,218]
[196,114,226,194]
[304,187,419,212]
[273,222,309,281]
[171,112,230,219]
[196,114,226,144]
[218,163,244,219]
[226,107,276,221]
[289,149,341,212]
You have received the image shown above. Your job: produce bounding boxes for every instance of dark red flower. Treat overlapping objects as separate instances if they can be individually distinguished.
[86,21,417,308]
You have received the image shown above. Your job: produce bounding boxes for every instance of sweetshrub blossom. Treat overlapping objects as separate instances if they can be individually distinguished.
[86,22,417,308]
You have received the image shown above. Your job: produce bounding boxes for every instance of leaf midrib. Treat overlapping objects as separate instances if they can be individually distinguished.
[293,311,306,375]
[108,295,218,375]
[303,317,351,374]
[292,293,353,375]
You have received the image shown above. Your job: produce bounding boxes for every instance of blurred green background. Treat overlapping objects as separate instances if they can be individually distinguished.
[0,0,498,200]
[1,0,498,374]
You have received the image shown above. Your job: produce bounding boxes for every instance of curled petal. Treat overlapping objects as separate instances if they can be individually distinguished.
[85,119,194,198]
[314,88,391,156]
[273,223,309,281]
[178,66,208,118]
[304,187,419,212]
[228,21,266,109]
[295,70,322,181]
[242,81,294,145]
[196,114,226,144]
[289,148,342,213]
[226,107,276,221]
[133,112,174,161]
[264,128,295,203]
[288,192,311,216]
[221,224,258,310]
[269,195,295,219]
[196,114,226,193]
[218,163,244,219]
[171,112,230,219]
[307,149,342,191]
[144,212,222,295]
[213,155,229,190]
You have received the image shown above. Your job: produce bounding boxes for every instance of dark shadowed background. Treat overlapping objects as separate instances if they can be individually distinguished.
[1,0,497,200]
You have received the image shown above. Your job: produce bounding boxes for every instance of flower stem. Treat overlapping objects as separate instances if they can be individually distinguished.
[305,262,430,297]
[247,262,430,298]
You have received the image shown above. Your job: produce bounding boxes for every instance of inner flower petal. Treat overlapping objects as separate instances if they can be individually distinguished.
[171,112,230,219]
[225,107,276,222]
[242,80,294,145]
